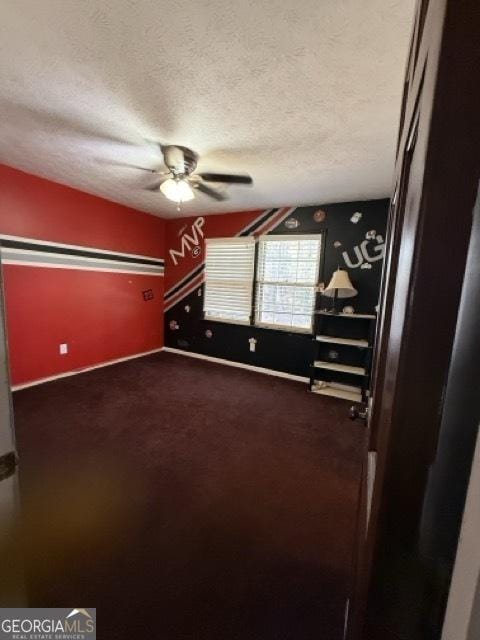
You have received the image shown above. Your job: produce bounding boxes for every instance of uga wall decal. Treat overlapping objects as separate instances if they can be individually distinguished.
[164,199,389,377]
[342,235,385,269]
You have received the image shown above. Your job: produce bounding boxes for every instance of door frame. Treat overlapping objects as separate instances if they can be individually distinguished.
[348,0,480,637]
[0,251,25,605]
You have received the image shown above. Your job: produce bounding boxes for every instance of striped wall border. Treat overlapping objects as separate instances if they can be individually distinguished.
[164,206,296,311]
[0,234,164,277]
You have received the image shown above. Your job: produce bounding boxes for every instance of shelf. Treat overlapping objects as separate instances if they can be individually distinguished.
[316,335,370,348]
[314,361,366,376]
[316,311,376,320]
[311,381,362,403]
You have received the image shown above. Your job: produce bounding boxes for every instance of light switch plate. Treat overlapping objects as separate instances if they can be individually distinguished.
[59,343,68,355]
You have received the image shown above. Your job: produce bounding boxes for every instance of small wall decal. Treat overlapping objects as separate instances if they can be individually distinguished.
[343,305,355,314]
[142,289,154,301]
[366,229,376,240]
[184,305,191,313]
[205,329,213,338]
[328,349,339,361]
[350,211,363,224]
[314,209,327,223]
[249,337,257,352]
[169,320,180,331]
[192,246,201,258]
[284,218,300,229]
[333,240,342,249]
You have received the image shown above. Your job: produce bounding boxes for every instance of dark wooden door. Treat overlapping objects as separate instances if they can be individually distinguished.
[347,0,480,638]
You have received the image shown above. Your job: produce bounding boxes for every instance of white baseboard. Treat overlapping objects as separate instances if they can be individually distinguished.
[13,346,309,391]
[12,347,164,391]
[163,347,309,383]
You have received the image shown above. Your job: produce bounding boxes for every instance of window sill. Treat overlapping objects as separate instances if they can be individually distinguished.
[202,317,313,335]
[254,322,313,335]
[204,316,252,326]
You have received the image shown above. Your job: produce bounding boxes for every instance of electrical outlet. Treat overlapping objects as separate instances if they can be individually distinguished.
[59,343,68,355]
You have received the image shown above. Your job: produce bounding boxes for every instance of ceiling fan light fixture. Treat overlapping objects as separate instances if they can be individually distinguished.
[160,178,195,203]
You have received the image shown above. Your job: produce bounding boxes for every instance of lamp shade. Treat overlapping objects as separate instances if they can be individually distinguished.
[323,269,357,298]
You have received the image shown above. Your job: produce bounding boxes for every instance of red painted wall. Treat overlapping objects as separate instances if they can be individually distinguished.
[0,164,163,258]
[0,164,165,386]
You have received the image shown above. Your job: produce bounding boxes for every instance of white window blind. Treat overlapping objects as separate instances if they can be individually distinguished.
[255,235,322,331]
[204,237,255,323]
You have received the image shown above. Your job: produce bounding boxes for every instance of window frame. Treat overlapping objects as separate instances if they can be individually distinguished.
[202,232,324,334]
[253,234,323,334]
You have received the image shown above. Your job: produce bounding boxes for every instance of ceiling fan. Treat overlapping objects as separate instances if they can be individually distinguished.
[117,144,253,205]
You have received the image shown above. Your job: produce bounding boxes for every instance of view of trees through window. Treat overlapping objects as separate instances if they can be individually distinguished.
[255,237,321,330]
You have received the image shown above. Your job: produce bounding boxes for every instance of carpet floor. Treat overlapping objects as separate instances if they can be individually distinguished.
[13,351,364,640]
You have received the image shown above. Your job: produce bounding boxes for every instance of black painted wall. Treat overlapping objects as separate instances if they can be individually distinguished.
[165,199,388,377]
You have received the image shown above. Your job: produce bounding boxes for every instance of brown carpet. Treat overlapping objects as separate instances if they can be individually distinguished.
[13,351,364,640]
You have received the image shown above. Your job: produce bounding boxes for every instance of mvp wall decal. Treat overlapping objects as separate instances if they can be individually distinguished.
[169,217,205,266]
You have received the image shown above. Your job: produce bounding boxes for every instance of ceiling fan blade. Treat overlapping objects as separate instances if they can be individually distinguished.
[145,178,165,192]
[195,182,228,201]
[144,139,166,154]
[198,172,253,184]
[96,158,160,172]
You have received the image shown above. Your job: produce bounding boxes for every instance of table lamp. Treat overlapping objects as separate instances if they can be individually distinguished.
[322,268,357,314]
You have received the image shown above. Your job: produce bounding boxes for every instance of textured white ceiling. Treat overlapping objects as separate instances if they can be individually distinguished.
[0,0,415,218]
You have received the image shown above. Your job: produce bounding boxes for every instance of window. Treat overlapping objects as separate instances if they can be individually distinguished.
[255,235,322,331]
[203,234,322,332]
[203,237,255,323]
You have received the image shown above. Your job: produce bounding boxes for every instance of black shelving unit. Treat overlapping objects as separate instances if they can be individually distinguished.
[309,311,376,403]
